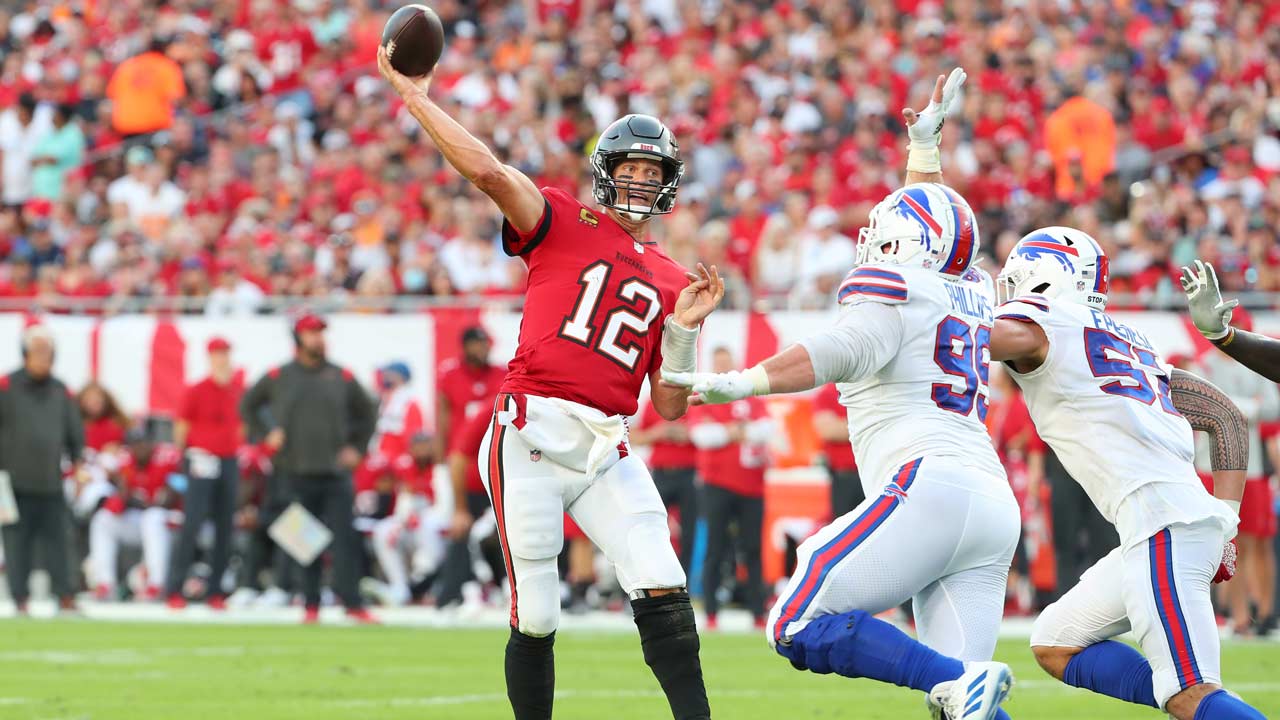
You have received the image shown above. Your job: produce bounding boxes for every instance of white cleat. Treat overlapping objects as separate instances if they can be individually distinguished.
[927,661,1014,720]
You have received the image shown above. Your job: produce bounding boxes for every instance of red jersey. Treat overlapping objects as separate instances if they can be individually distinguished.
[636,402,695,469]
[180,377,242,457]
[455,406,492,494]
[393,453,435,500]
[813,384,856,472]
[256,23,318,92]
[85,417,127,451]
[439,360,505,453]
[689,398,769,497]
[500,188,689,417]
[119,444,182,504]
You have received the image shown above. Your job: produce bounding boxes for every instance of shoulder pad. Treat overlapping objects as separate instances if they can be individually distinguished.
[836,266,909,306]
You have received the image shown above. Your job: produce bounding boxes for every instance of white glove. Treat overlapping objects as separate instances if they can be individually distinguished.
[906,67,967,150]
[1180,260,1237,341]
[661,368,768,405]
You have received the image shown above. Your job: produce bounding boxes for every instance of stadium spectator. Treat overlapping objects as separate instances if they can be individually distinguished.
[29,103,85,202]
[204,260,266,316]
[79,381,129,453]
[688,347,773,629]
[790,206,856,310]
[812,383,861,519]
[0,94,50,209]
[631,401,698,574]
[89,427,179,602]
[0,325,83,614]
[106,36,186,139]
[240,313,378,624]
[165,337,243,610]
[370,361,425,458]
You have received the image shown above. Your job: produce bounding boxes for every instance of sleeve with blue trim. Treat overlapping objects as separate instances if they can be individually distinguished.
[836,267,909,306]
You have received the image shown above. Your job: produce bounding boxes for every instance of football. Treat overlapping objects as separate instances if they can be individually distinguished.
[381,4,445,78]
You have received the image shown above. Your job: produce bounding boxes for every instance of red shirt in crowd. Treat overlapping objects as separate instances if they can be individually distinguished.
[438,360,505,453]
[180,377,243,457]
[813,384,856,472]
[689,398,769,497]
[636,402,696,470]
[85,416,127,451]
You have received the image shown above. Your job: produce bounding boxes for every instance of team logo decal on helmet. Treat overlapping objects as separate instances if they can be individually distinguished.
[997,227,1110,309]
[590,114,684,221]
[856,183,980,276]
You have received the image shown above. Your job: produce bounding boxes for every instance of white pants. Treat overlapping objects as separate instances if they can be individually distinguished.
[89,507,173,591]
[371,510,447,605]
[768,458,1021,662]
[479,398,685,637]
[1031,519,1225,708]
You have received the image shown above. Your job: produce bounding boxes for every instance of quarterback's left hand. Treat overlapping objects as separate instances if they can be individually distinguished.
[672,263,724,330]
[1213,538,1238,584]
[903,67,967,147]
[661,370,753,405]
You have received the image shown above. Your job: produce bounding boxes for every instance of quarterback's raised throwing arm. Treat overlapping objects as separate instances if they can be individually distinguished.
[1181,260,1280,383]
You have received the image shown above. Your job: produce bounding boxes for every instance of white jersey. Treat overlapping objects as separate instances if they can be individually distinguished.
[995,295,1235,542]
[801,264,1006,494]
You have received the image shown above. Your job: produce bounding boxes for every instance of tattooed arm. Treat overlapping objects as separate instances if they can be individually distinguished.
[1169,368,1247,509]
[1211,329,1280,384]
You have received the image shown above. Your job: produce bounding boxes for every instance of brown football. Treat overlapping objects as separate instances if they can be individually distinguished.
[381,5,445,78]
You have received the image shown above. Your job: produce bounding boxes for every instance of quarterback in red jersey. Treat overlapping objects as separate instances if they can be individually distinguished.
[381,47,723,720]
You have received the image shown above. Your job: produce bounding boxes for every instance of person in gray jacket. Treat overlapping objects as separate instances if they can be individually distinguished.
[240,313,378,624]
[0,325,84,614]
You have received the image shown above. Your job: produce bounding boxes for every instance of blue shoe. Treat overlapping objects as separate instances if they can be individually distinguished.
[927,662,1013,720]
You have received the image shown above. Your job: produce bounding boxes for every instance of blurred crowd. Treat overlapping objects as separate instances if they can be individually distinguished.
[1,0,1280,313]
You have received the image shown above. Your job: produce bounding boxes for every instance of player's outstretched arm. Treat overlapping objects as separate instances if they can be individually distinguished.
[1169,368,1248,507]
[902,68,966,186]
[377,47,544,233]
[662,301,902,404]
[1182,260,1280,383]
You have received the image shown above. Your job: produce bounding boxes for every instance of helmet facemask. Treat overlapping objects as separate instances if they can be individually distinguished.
[591,151,682,222]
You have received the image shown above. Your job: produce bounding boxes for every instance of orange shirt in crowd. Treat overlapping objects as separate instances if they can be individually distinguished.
[1044,96,1115,200]
[107,51,186,135]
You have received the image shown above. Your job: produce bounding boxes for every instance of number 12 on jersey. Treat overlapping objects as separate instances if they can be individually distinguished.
[931,316,990,420]
[560,261,662,372]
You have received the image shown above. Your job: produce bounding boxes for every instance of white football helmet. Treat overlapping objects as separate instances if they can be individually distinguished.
[996,227,1110,309]
[855,183,981,277]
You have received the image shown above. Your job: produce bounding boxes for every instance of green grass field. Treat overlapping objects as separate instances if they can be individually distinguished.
[1,621,1277,719]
